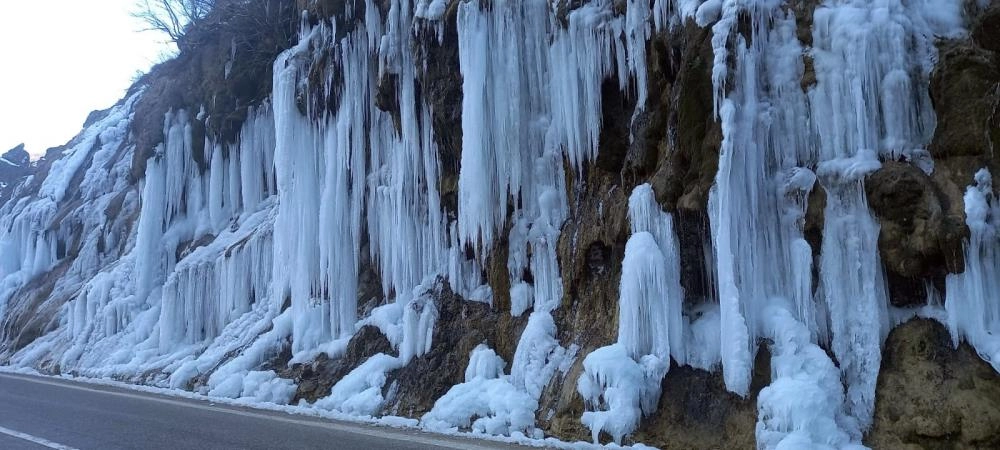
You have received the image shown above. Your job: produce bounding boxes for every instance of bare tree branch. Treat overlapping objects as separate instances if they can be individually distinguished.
[132,0,215,42]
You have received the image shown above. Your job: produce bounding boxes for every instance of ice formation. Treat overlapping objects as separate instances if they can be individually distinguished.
[946,169,1000,371]
[1,0,996,448]
[577,344,653,444]
[422,345,540,437]
[707,0,965,439]
[577,184,684,444]
[756,304,863,449]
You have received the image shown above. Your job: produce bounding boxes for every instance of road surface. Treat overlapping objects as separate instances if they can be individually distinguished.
[0,372,539,450]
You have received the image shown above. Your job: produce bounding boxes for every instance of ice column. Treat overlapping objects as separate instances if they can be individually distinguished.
[455,0,551,256]
[946,169,1000,370]
[708,4,817,397]
[367,0,448,303]
[577,184,686,444]
[808,0,963,427]
[627,184,686,364]
[271,23,367,355]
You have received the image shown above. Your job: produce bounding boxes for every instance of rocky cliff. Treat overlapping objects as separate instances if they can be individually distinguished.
[0,144,33,202]
[2,0,1000,448]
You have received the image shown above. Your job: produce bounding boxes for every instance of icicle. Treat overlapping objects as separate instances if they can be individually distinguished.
[707,6,815,396]
[509,311,577,400]
[547,1,619,170]
[134,155,167,303]
[807,0,963,429]
[399,288,438,363]
[455,0,551,256]
[577,344,662,445]
[945,169,1000,371]
[627,184,686,364]
[618,232,673,360]
[271,23,366,355]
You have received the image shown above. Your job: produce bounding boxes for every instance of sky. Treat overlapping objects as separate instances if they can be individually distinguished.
[0,1,176,159]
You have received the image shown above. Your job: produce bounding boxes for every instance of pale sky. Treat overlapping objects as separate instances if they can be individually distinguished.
[0,1,176,159]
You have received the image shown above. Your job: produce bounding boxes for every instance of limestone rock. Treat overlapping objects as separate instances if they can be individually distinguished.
[928,42,999,163]
[868,319,1000,449]
[865,162,956,305]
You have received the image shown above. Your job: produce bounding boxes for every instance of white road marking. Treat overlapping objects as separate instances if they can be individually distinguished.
[0,425,79,450]
[0,373,511,450]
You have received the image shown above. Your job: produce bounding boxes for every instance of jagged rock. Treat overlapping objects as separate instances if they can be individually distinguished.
[280,325,393,403]
[82,108,112,129]
[674,209,714,304]
[413,1,463,219]
[790,0,822,47]
[0,144,32,202]
[383,281,527,418]
[618,28,676,180]
[375,72,401,131]
[868,319,1000,449]
[555,172,630,352]
[0,260,72,362]
[804,182,827,254]
[130,0,298,179]
[598,79,640,174]
[630,351,770,449]
[2,144,30,167]
[6,0,1000,447]
[546,348,769,448]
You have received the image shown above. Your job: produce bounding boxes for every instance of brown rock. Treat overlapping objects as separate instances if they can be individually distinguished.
[865,162,950,296]
[867,319,1000,449]
[383,280,528,417]
[279,325,393,403]
[554,172,630,353]
[413,2,464,220]
[664,21,721,213]
[928,42,1000,161]
[630,350,770,449]
[546,348,770,447]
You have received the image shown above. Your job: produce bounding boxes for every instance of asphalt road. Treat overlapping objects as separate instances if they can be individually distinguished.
[0,372,538,450]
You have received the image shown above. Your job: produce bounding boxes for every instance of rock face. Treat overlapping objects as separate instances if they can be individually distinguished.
[129,0,299,178]
[0,144,32,200]
[930,44,1000,162]
[862,1,1000,309]
[382,282,527,418]
[2,144,30,167]
[868,319,1000,449]
[865,162,965,306]
[630,352,770,450]
[927,1,1000,201]
[275,326,393,403]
